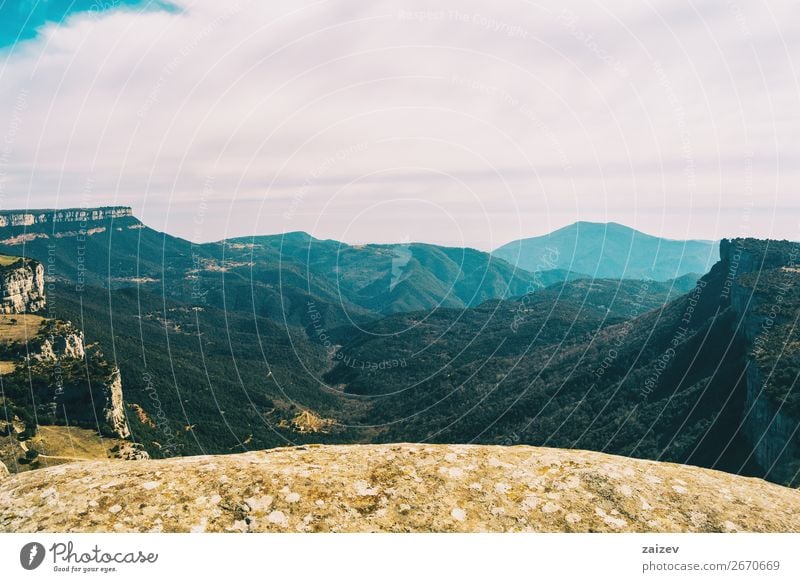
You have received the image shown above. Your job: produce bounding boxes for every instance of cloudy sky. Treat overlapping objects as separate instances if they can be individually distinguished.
[0,0,797,249]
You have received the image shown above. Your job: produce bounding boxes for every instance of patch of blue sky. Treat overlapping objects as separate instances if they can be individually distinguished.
[0,0,176,49]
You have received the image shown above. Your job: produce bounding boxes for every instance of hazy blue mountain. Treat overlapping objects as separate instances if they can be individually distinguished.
[493,221,719,281]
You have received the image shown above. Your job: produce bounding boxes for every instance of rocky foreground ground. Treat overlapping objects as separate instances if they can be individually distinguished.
[1,444,799,532]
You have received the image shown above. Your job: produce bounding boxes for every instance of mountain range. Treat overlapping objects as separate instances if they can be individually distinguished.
[0,207,797,489]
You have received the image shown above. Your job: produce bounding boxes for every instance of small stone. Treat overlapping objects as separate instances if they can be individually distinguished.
[690,512,708,527]
[521,495,539,511]
[245,495,273,511]
[268,510,288,527]
[39,487,56,499]
[108,504,122,514]
[595,507,626,529]
[451,508,466,522]
[494,483,511,494]
[618,484,633,497]
[565,513,581,524]
[541,502,560,514]
[353,480,379,496]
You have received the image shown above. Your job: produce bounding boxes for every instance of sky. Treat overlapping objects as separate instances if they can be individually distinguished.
[0,0,798,249]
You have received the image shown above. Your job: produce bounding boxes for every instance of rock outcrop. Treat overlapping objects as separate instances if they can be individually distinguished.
[32,324,86,361]
[109,442,150,461]
[25,360,132,440]
[0,257,132,441]
[103,368,130,439]
[0,258,45,314]
[1,444,799,533]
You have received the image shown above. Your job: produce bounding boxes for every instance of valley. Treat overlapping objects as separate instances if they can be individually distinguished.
[0,208,797,491]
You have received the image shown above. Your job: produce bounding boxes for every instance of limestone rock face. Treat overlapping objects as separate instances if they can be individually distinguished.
[34,329,86,361]
[103,368,130,439]
[1,444,799,533]
[0,460,8,482]
[0,207,132,229]
[22,323,129,439]
[0,260,45,314]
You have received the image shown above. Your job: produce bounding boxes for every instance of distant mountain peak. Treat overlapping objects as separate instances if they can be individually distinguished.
[551,221,655,238]
[494,221,719,281]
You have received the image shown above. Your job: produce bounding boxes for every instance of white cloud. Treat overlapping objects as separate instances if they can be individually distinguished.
[0,0,798,248]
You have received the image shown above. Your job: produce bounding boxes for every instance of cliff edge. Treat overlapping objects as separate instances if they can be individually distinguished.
[718,238,800,485]
[0,254,133,443]
[2,444,799,533]
[0,206,132,229]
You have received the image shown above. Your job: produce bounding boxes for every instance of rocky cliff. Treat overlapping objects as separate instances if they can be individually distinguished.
[18,342,132,440]
[103,368,130,439]
[1,444,798,533]
[0,257,45,314]
[0,206,132,229]
[720,239,800,485]
[0,256,132,441]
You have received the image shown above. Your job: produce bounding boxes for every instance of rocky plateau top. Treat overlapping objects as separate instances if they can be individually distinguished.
[1,444,798,533]
[0,207,132,228]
